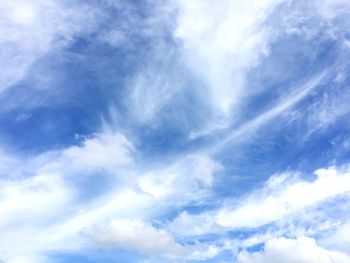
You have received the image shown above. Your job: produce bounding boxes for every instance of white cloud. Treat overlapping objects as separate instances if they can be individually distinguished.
[1,131,135,179]
[90,218,225,261]
[237,236,350,263]
[91,219,187,257]
[8,2,36,26]
[128,68,177,123]
[62,132,134,172]
[0,173,69,224]
[306,84,350,134]
[137,153,221,199]
[0,150,20,177]
[315,0,350,19]
[0,173,71,262]
[216,166,350,229]
[1,124,349,262]
[0,0,100,93]
[168,165,350,238]
[169,211,223,236]
[1,1,350,262]
[174,0,284,115]
[0,131,138,262]
[0,187,154,262]
[173,0,350,140]
[211,71,327,151]
[0,131,223,262]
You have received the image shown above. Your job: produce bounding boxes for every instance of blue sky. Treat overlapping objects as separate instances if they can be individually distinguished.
[1,0,350,262]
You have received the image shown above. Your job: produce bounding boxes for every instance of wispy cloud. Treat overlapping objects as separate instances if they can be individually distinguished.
[216,166,350,229]
[211,71,328,153]
[0,0,101,93]
[174,0,284,115]
[1,0,350,262]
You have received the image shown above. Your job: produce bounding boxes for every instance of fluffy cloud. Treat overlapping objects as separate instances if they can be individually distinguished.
[62,132,134,172]
[0,132,222,261]
[174,0,284,115]
[0,131,138,262]
[168,165,350,241]
[216,166,350,229]
[90,218,225,261]
[238,236,350,263]
[2,140,350,262]
[0,173,71,262]
[0,173,70,226]
[91,219,187,257]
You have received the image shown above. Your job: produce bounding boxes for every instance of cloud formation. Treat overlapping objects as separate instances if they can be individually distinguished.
[0,0,100,93]
[238,236,350,263]
[1,0,350,262]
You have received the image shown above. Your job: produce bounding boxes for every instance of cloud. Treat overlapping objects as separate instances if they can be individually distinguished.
[90,218,224,261]
[91,219,187,257]
[237,236,350,263]
[305,80,350,134]
[137,153,222,200]
[128,67,178,124]
[1,136,350,262]
[174,0,284,115]
[0,173,71,262]
[0,0,101,93]
[0,131,222,261]
[0,131,138,262]
[62,132,134,172]
[315,0,350,19]
[0,173,70,228]
[216,166,350,229]
[1,0,350,262]
[168,211,224,236]
[169,165,350,239]
[211,71,327,152]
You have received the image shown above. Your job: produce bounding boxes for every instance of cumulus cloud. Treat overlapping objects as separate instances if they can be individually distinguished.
[0,132,221,261]
[62,132,134,172]
[90,218,225,261]
[91,219,187,257]
[237,236,350,263]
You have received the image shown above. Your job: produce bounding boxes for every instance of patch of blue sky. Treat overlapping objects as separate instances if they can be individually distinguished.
[49,248,144,263]
[1,0,350,262]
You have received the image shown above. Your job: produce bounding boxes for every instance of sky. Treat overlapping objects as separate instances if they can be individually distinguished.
[1,0,350,262]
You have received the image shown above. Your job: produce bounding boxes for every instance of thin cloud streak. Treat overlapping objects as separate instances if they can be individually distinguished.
[210,70,328,153]
[1,0,350,262]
